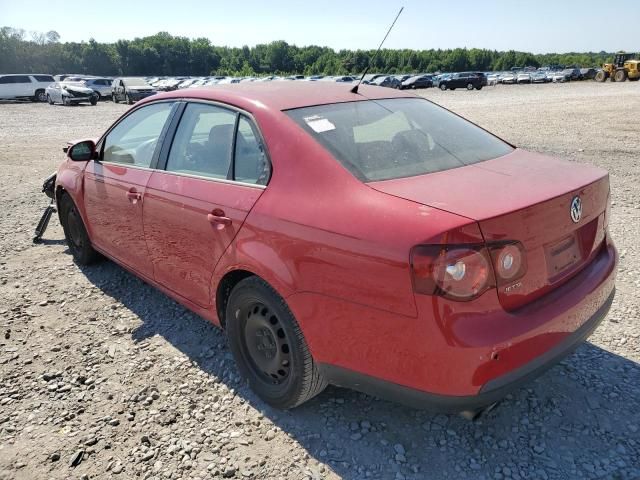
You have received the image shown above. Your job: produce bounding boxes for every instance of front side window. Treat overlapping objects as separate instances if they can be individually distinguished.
[166,103,237,179]
[102,102,174,167]
[285,98,513,182]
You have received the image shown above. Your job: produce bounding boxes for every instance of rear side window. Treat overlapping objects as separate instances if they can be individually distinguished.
[234,116,270,185]
[285,98,513,182]
[12,76,31,83]
[33,75,55,82]
[166,103,237,179]
[0,76,11,84]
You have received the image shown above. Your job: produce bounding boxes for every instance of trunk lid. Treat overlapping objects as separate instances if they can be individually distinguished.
[369,149,610,310]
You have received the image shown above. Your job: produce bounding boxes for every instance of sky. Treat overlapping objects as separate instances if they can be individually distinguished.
[1,0,639,53]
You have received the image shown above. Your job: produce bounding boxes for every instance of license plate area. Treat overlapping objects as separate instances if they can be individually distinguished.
[545,233,582,281]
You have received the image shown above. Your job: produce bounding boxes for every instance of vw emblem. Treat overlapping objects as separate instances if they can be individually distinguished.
[570,196,582,223]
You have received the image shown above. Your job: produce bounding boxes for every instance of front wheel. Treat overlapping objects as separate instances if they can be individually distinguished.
[125,93,132,105]
[47,94,54,105]
[60,194,99,265]
[226,277,327,409]
[90,95,98,106]
[439,83,447,91]
[113,93,119,103]
[466,83,474,90]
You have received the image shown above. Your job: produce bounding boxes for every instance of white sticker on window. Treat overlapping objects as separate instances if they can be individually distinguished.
[304,115,335,133]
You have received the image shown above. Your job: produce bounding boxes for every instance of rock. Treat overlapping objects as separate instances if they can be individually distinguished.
[69,450,84,468]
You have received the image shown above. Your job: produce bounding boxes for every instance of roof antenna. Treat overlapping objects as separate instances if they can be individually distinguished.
[351,6,404,94]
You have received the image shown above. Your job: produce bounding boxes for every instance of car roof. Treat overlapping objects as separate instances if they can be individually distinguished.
[146,82,416,111]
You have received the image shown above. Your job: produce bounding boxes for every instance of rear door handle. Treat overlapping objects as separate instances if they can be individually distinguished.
[207,212,232,227]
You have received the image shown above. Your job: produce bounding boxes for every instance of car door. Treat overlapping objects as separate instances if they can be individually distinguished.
[83,101,176,278]
[143,102,269,307]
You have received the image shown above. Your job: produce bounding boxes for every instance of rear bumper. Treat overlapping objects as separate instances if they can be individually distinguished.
[320,287,614,412]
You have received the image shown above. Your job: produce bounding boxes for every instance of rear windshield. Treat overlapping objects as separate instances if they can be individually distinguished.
[285,98,513,182]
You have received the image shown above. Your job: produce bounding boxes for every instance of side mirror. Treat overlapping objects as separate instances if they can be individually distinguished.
[67,140,96,162]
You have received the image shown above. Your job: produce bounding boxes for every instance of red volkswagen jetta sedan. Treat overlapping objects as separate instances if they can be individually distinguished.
[54,82,617,416]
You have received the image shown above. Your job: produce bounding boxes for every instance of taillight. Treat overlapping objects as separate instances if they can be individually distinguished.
[488,242,527,286]
[411,241,527,301]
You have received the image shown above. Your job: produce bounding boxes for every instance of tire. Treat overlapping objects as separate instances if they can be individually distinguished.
[594,71,607,82]
[63,96,71,106]
[93,91,101,101]
[113,93,119,103]
[439,83,447,91]
[614,69,627,82]
[476,85,483,90]
[59,194,99,265]
[47,94,54,105]
[90,96,98,106]
[125,93,132,105]
[466,83,474,90]
[226,276,327,409]
[32,89,46,102]
[629,77,640,82]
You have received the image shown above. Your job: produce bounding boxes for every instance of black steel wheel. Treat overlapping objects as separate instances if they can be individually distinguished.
[226,276,327,409]
[60,194,99,265]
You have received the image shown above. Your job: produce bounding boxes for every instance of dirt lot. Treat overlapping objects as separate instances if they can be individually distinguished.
[0,82,639,480]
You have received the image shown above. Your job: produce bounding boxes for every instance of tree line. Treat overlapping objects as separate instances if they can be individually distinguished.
[0,27,618,77]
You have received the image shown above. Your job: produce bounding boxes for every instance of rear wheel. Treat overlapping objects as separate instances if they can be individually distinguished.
[60,194,99,265]
[466,83,474,90]
[614,69,627,82]
[125,93,132,105]
[90,95,98,106]
[226,277,327,409]
[594,70,607,82]
[113,93,119,103]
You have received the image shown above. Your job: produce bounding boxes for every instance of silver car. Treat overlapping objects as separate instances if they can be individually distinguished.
[45,82,98,106]
[80,78,113,100]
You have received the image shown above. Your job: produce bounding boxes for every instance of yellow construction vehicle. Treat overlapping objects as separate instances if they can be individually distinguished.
[595,52,640,82]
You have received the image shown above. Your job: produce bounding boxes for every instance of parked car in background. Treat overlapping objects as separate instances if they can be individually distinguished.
[334,76,356,82]
[500,72,517,84]
[580,68,597,80]
[112,77,157,104]
[486,74,500,86]
[54,83,617,415]
[400,74,433,89]
[562,68,582,81]
[45,82,98,106]
[516,73,532,84]
[0,74,55,101]
[370,75,401,89]
[531,71,549,83]
[550,71,569,83]
[439,72,486,91]
[78,77,113,100]
[432,73,451,88]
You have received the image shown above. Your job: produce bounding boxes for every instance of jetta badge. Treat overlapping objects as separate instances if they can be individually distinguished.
[570,196,582,223]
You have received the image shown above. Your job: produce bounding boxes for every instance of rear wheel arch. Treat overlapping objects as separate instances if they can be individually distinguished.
[216,269,256,328]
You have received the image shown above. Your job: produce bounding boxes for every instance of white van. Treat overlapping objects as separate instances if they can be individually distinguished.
[0,74,56,101]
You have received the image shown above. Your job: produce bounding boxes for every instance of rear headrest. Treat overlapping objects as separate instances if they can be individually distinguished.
[208,124,234,145]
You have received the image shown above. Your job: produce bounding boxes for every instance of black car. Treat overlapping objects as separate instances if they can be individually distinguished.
[400,74,433,89]
[438,72,487,91]
[562,68,583,81]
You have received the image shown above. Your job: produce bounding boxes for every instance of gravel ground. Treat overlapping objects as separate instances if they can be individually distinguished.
[0,82,639,480]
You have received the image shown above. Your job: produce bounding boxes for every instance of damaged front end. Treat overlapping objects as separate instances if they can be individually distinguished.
[33,172,57,243]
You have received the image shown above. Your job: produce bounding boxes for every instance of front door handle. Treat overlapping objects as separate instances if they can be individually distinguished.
[126,189,142,203]
[207,212,232,227]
